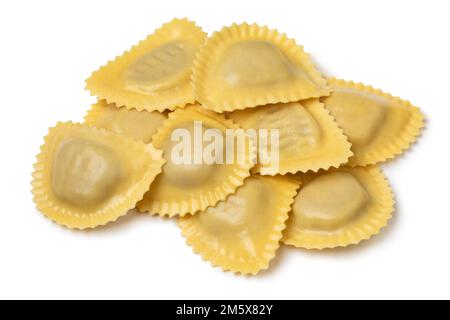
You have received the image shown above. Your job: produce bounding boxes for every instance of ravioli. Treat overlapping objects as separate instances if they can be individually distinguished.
[323,78,424,166]
[178,175,300,275]
[283,166,394,250]
[84,100,166,143]
[31,122,165,229]
[31,18,425,273]
[192,23,330,112]
[137,106,256,217]
[229,100,353,175]
[85,18,207,112]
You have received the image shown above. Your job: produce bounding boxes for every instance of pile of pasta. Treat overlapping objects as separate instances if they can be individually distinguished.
[32,19,424,275]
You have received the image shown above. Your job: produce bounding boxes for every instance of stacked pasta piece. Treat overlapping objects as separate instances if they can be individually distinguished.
[32,19,424,275]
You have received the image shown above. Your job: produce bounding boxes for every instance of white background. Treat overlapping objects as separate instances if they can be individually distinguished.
[0,0,449,300]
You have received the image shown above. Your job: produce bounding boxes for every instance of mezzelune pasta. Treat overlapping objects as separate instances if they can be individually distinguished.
[32,18,424,275]
[86,18,207,112]
[192,23,330,112]
[32,122,165,229]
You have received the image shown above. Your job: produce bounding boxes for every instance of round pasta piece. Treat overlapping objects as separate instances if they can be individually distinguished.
[137,106,256,217]
[229,100,353,175]
[86,18,207,112]
[192,23,330,112]
[323,78,425,166]
[178,175,300,275]
[31,122,165,229]
[283,166,394,250]
[84,100,167,143]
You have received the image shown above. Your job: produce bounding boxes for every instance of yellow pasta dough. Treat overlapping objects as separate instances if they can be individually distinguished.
[29,18,426,275]
[178,175,300,275]
[84,100,166,143]
[85,18,207,112]
[31,122,165,229]
[283,166,394,250]
[229,100,353,175]
[192,23,330,112]
[137,106,256,217]
[323,78,425,166]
